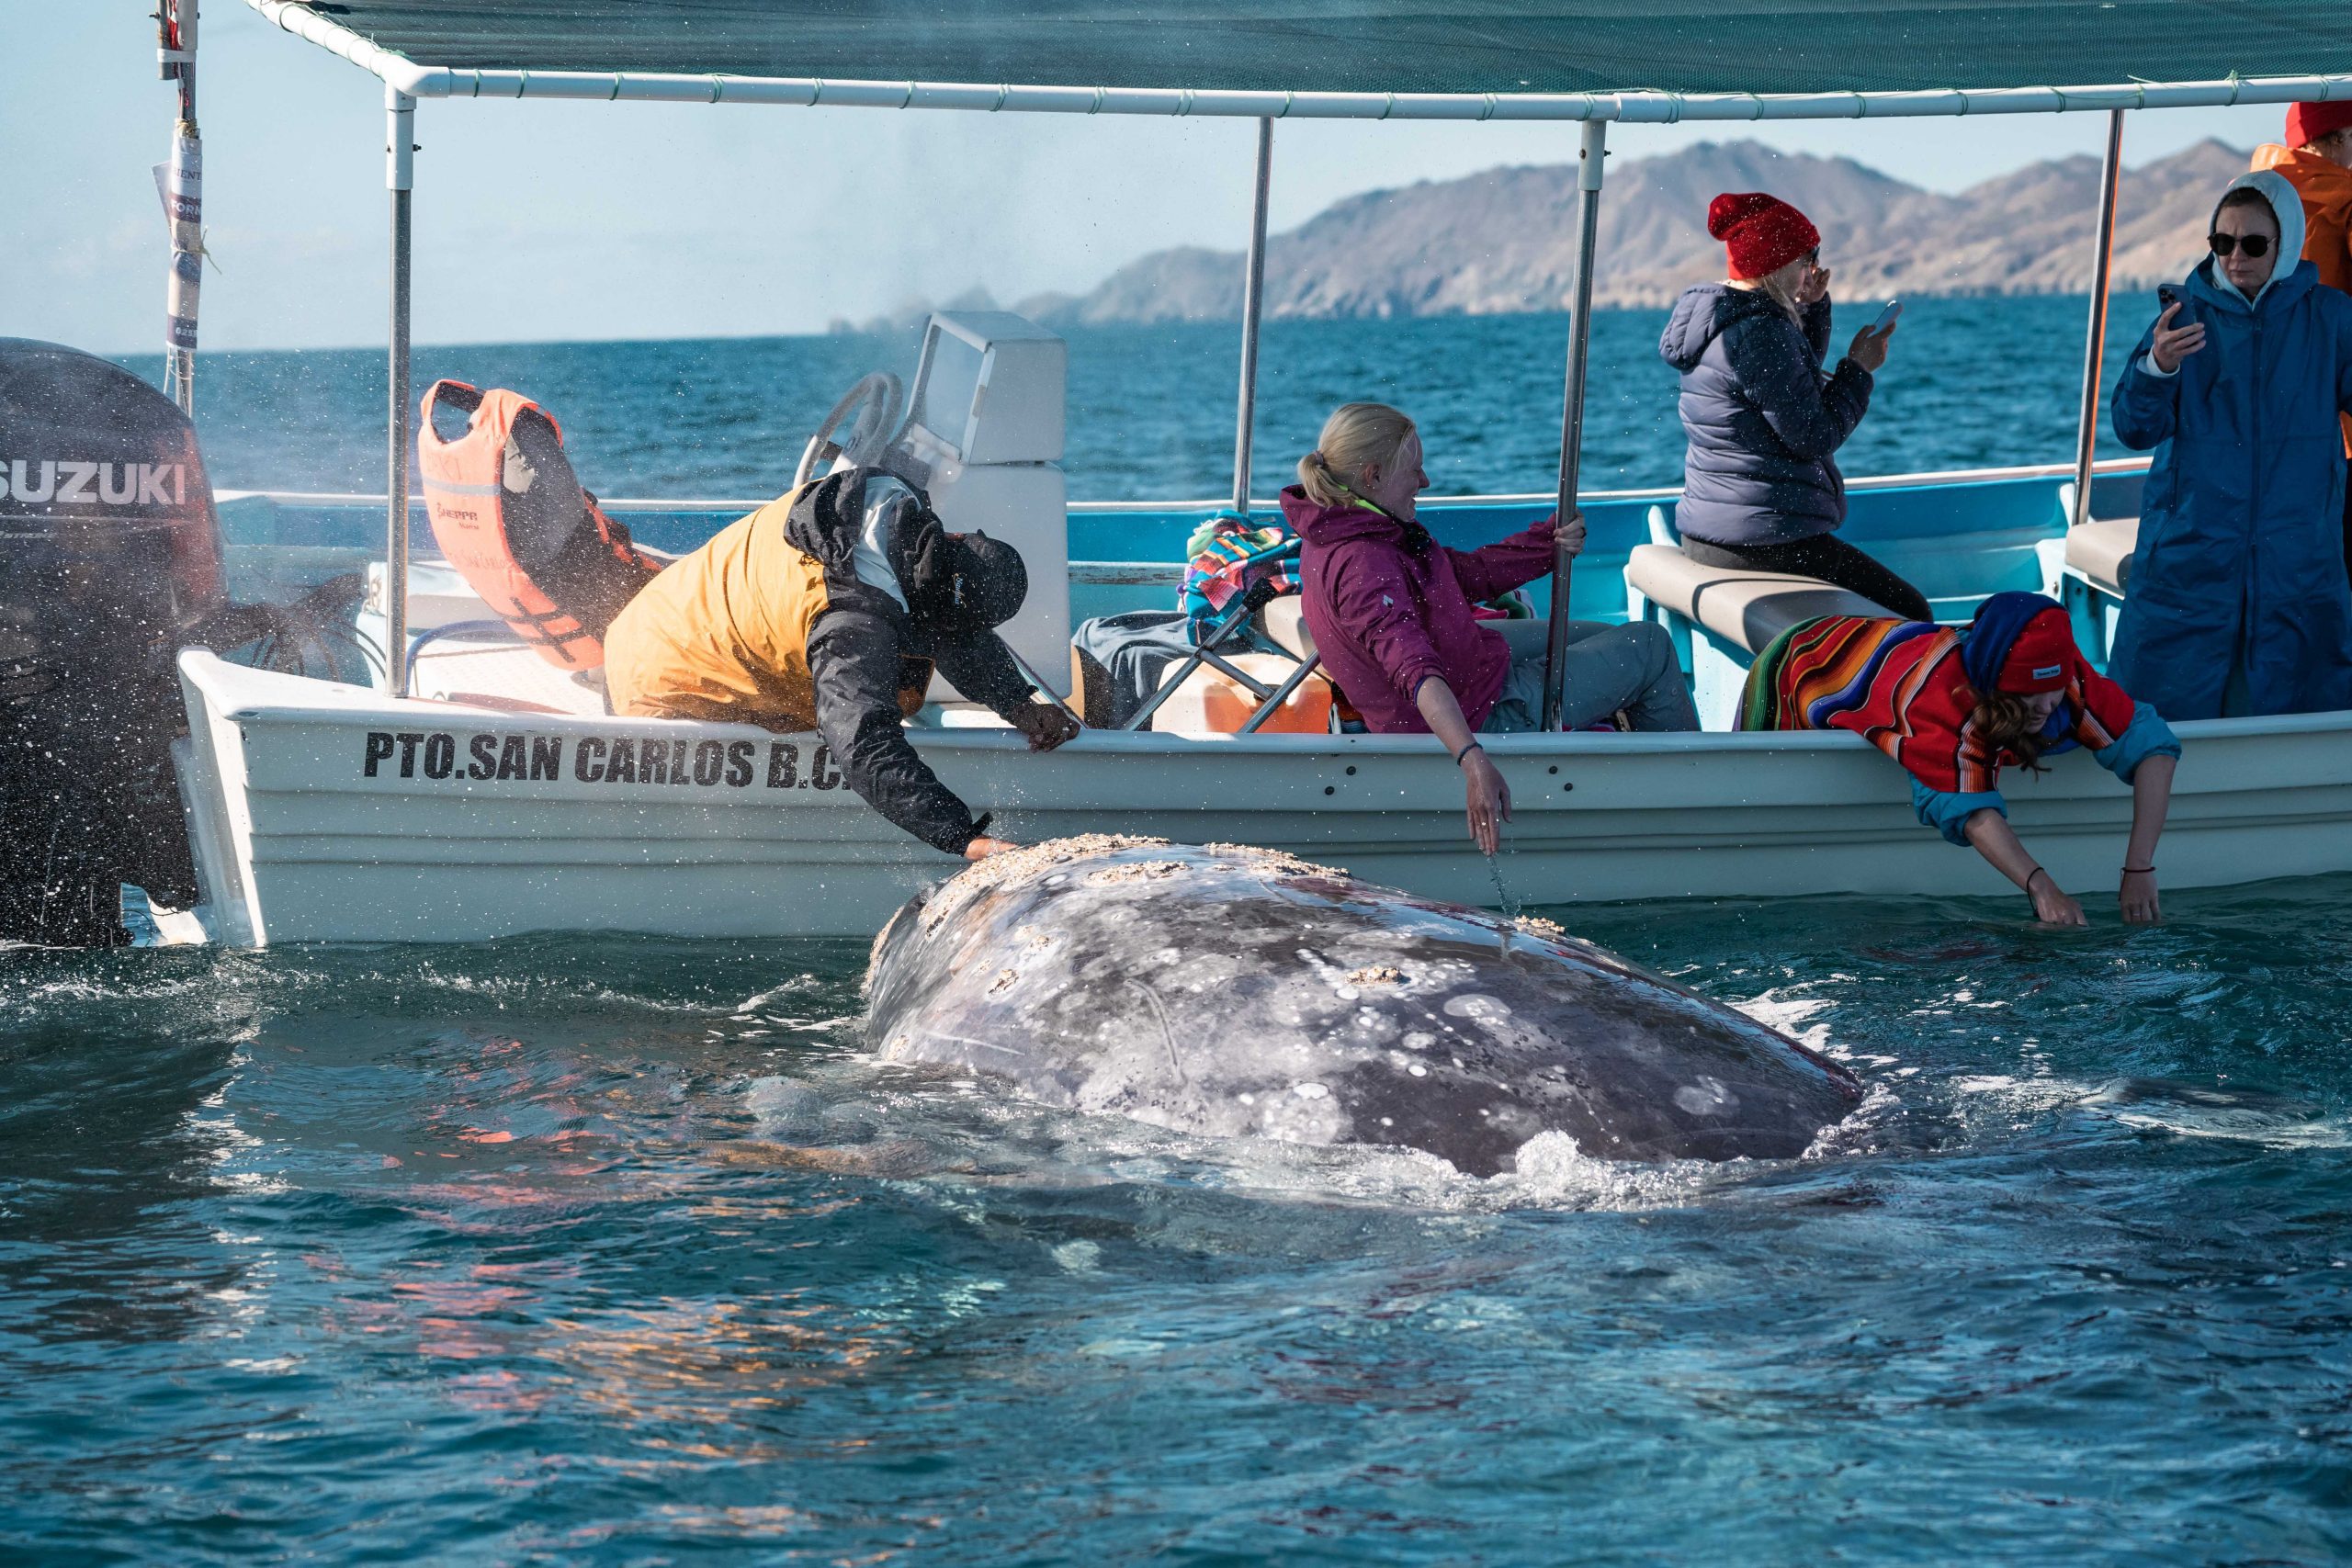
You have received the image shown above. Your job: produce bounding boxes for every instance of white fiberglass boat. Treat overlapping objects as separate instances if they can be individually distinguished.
[137,4,2352,941]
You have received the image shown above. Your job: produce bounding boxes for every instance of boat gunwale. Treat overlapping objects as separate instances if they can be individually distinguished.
[213,455,2155,517]
[183,651,2352,761]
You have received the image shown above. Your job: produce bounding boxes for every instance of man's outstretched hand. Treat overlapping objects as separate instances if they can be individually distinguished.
[1015,703,1082,752]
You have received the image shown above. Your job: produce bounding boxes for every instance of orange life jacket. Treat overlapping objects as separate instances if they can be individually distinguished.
[417,379,660,671]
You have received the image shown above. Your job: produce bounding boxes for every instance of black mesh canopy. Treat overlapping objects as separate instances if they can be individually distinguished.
[263,0,2352,100]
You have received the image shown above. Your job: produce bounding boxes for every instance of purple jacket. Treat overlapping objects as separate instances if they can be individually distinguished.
[1284,486,1557,733]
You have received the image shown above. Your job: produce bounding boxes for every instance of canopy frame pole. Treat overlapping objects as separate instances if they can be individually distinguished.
[1230,118,1274,516]
[2070,107,2126,531]
[386,86,416,698]
[1542,118,1609,731]
[160,0,201,415]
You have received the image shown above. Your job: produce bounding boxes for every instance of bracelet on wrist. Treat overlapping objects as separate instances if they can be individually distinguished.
[2025,867,2051,890]
[1453,740,1484,767]
[2121,863,2155,874]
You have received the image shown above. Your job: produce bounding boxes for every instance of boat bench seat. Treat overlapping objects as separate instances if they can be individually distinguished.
[412,637,612,717]
[1261,596,1316,661]
[2064,515,2138,598]
[1623,543,1893,655]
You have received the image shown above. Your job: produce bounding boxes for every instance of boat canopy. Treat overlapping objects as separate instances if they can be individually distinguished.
[251,0,2352,120]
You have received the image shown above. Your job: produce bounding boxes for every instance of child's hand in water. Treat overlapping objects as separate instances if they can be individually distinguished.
[2027,869,2086,927]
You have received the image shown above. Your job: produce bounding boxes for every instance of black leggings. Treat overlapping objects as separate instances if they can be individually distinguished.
[1679,533,1935,624]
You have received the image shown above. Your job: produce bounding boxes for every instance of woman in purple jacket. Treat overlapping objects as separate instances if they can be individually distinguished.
[1286,402,1699,852]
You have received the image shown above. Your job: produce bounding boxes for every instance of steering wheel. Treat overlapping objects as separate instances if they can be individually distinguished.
[794,372,906,490]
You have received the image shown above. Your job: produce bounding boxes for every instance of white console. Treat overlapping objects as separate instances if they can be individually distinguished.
[898,312,1070,696]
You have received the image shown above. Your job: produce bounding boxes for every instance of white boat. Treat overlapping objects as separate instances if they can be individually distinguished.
[148,5,2352,941]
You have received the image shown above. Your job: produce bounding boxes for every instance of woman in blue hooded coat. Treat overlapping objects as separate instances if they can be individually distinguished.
[2109,169,2352,718]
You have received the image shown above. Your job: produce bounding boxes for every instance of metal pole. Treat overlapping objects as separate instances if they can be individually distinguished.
[2070,108,2126,531]
[159,0,201,415]
[1230,118,1274,517]
[1541,118,1609,731]
[386,87,416,697]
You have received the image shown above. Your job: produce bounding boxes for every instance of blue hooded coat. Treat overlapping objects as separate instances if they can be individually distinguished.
[2109,169,2352,719]
[1658,286,1872,547]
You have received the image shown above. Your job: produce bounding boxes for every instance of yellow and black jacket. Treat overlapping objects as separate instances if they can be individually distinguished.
[604,469,1035,854]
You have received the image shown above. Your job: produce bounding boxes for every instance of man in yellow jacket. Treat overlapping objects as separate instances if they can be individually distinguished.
[604,468,1079,860]
[2256,100,2352,573]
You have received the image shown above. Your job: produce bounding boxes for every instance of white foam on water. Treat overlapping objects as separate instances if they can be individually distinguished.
[1949,1073,2092,1111]
[1496,1130,1722,1211]
[735,976,826,1014]
[1937,1072,2352,1150]
[1729,991,1833,1033]
[1049,1239,1102,1274]
[1802,1077,1904,1159]
[2076,1079,2352,1149]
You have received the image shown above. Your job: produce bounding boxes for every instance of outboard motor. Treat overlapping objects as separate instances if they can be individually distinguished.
[0,339,227,945]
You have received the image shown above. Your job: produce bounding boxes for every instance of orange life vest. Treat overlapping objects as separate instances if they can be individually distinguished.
[417,380,659,671]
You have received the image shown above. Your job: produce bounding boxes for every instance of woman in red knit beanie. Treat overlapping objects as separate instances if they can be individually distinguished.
[1657,191,1927,620]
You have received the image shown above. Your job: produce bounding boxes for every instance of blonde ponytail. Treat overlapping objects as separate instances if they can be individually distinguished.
[1298,402,1417,507]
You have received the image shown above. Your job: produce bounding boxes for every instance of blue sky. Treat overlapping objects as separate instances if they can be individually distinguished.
[2,3,2305,353]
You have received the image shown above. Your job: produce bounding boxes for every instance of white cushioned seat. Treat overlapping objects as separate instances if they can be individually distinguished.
[2064,515,2138,597]
[1260,595,1317,660]
[1623,543,1894,655]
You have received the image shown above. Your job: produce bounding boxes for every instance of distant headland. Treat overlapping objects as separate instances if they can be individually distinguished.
[842,136,2252,333]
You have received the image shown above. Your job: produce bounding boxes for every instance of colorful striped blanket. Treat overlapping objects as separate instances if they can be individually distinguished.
[1180,520,1302,634]
[1740,614,2136,795]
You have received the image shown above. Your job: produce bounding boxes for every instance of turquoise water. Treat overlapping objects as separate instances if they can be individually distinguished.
[8,305,2346,1562]
[6,878,2350,1562]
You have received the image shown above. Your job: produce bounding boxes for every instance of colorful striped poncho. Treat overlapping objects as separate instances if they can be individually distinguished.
[1739,608,2137,795]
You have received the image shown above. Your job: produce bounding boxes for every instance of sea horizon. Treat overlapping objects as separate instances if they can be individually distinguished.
[160,294,2164,504]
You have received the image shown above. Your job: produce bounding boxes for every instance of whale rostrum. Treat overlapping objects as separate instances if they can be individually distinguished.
[863,838,1863,1175]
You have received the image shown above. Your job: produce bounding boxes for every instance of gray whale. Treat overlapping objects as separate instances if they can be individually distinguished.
[864,838,1862,1174]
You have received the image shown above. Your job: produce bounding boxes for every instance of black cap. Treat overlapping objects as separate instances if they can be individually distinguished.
[948,532,1027,629]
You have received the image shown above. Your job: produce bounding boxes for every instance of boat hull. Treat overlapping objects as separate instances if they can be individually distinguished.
[176,651,2352,944]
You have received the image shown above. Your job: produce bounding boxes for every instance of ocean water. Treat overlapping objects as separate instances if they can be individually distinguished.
[8,303,2348,1562]
[6,879,2350,1563]
[177,293,2154,503]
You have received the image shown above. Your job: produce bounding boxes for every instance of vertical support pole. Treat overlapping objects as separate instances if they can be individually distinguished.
[1230,118,1275,517]
[159,0,201,415]
[2070,108,2126,531]
[1541,118,1609,732]
[386,87,416,698]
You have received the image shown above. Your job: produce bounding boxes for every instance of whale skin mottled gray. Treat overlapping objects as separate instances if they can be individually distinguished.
[864,838,1862,1173]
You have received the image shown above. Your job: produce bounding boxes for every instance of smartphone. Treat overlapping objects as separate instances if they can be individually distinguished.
[2157,283,2183,314]
[1872,299,1903,333]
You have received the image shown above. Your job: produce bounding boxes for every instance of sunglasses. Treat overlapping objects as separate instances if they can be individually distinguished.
[2208,231,2274,259]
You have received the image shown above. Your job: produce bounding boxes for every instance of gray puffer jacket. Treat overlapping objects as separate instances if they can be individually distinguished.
[1658,284,1871,547]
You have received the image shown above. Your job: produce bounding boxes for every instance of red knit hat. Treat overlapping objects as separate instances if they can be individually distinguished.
[1708,192,1822,280]
[2287,100,2352,148]
[1996,608,2077,694]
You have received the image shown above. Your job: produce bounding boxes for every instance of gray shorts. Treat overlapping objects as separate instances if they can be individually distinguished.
[1480,618,1698,734]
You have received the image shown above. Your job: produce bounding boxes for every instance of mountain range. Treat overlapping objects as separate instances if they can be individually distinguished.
[874,137,2262,330]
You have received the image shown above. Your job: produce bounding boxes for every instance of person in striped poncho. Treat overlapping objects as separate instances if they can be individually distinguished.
[1741,592,2181,926]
